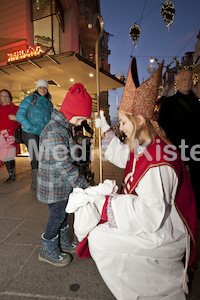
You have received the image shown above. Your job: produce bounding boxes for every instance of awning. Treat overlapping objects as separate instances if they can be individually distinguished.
[0,51,124,107]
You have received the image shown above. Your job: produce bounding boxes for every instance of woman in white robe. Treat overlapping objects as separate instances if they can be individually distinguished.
[88,126,191,299]
[66,60,197,300]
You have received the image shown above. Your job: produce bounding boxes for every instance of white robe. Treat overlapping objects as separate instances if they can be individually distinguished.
[66,137,187,300]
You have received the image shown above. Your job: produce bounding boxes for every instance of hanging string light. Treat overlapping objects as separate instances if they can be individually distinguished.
[129,24,141,48]
[161,1,175,31]
[129,0,146,57]
[154,56,200,69]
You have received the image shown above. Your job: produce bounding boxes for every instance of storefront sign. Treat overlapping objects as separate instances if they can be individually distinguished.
[7,46,41,62]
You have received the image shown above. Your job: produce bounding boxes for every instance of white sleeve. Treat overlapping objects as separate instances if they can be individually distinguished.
[73,203,101,242]
[111,165,178,234]
[66,180,116,241]
[66,189,103,242]
[104,136,130,168]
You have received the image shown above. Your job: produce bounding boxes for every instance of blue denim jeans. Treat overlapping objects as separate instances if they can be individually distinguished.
[44,200,68,240]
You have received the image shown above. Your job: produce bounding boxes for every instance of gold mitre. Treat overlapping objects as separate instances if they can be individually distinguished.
[119,58,164,120]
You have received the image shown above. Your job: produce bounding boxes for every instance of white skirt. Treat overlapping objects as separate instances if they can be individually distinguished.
[88,223,186,300]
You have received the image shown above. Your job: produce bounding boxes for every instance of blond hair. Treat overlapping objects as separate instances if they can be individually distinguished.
[125,114,157,152]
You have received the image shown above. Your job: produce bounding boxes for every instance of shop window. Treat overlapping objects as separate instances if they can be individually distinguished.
[31,0,64,31]
[31,0,64,54]
[33,15,59,54]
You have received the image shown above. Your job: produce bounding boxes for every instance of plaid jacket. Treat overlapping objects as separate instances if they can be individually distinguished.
[37,110,90,204]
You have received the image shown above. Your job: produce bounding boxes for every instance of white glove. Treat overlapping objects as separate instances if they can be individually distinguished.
[85,179,118,196]
[95,111,110,133]
[95,117,102,129]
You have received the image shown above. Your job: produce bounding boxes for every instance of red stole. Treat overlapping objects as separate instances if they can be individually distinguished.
[122,136,197,265]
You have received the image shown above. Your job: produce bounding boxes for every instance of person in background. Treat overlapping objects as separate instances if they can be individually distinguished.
[0,89,20,182]
[66,60,197,299]
[37,83,92,267]
[16,79,54,191]
[158,69,200,216]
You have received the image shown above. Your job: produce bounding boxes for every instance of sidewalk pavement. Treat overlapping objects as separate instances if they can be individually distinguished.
[0,151,200,300]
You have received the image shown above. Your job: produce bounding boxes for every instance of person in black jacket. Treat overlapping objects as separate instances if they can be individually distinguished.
[158,69,200,215]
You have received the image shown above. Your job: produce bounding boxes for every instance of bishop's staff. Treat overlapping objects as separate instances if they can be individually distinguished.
[88,14,104,183]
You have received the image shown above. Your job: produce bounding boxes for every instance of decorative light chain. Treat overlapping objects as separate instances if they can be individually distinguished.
[154,56,200,69]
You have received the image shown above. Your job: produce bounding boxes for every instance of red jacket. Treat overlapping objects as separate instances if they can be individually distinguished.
[0,103,20,161]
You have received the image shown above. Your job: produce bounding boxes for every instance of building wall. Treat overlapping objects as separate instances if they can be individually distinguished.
[0,0,32,41]
[0,0,34,65]
[60,1,80,53]
[0,0,112,130]
[0,0,104,64]
[0,0,82,62]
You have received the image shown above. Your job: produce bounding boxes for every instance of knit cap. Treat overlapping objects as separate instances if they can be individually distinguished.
[60,83,92,121]
[36,79,48,90]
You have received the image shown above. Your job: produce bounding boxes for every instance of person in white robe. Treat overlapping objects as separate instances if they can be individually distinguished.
[66,59,197,300]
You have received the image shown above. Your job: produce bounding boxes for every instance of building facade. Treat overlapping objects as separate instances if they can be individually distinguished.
[0,0,123,125]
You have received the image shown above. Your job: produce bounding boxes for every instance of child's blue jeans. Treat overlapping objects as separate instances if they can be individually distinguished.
[44,200,68,240]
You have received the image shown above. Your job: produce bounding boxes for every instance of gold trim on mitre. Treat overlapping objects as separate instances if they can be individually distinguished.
[117,109,132,115]
[119,58,164,120]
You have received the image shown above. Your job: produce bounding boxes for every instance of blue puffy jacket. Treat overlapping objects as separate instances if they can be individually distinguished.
[16,92,54,136]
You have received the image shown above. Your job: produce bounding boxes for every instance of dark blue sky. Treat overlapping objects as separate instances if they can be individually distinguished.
[100,0,200,122]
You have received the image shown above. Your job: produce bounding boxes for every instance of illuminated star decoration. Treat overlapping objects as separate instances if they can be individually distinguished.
[147,64,155,74]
